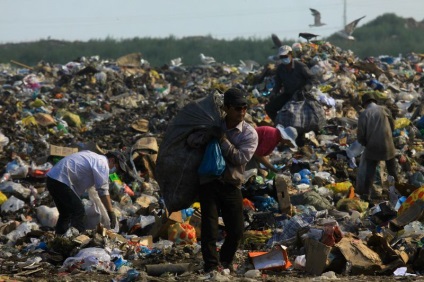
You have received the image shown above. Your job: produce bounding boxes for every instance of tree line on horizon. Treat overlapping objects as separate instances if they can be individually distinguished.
[0,14,423,68]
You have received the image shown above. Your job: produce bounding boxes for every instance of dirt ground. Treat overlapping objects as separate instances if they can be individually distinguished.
[2,272,424,282]
[2,257,424,282]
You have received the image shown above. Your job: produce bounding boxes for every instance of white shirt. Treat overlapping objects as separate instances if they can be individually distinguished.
[46,150,110,197]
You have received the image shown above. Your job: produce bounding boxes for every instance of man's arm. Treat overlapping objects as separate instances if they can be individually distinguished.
[100,194,113,211]
[300,62,317,91]
[357,114,367,146]
[270,67,283,98]
[220,130,258,166]
[253,154,278,173]
[100,194,117,229]
[384,107,395,132]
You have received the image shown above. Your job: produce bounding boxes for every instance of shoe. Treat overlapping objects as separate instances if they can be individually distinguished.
[220,262,235,274]
[360,194,371,202]
[204,265,219,273]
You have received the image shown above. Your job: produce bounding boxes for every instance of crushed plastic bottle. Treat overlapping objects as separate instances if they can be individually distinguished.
[0,173,11,183]
[181,208,195,221]
[403,221,424,237]
[367,79,384,91]
[119,269,140,282]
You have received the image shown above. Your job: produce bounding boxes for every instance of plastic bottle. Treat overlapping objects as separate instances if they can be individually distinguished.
[181,208,195,221]
[110,172,124,195]
[56,123,68,134]
[292,173,301,183]
[252,88,261,97]
[0,173,11,183]
[368,79,384,91]
[29,185,38,207]
[338,130,347,146]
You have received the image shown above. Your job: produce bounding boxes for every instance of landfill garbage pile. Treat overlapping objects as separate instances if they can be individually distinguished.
[0,42,423,281]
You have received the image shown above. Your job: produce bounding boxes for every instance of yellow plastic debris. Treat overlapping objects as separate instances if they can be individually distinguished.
[325,181,353,194]
[394,118,411,130]
[30,98,45,108]
[21,116,38,127]
[0,191,7,205]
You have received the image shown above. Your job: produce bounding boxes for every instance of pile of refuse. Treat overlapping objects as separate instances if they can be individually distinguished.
[0,41,424,281]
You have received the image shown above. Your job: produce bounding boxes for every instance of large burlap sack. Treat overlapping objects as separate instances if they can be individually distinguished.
[156,92,223,212]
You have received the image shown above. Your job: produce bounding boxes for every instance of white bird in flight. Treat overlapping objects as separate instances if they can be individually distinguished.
[199,53,216,65]
[170,57,183,67]
[336,16,366,40]
[309,8,326,27]
[238,59,260,74]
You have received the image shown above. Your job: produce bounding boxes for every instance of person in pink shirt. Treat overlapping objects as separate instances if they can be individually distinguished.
[246,125,298,173]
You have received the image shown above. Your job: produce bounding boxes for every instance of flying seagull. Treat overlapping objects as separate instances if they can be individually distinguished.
[299,32,319,42]
[336,15,366,40]
[309,8,326,27]
[170,57,183,67]
[199,53,216,65]
[238,59,260,74]
[271,33,283,49]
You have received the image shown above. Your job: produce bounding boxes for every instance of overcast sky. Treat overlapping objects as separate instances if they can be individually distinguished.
[1,0,423,44]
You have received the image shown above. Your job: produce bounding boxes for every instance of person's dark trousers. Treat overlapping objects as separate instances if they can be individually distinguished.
[199,179,244,272]
[356,156,398,200]
[265,93,291,122]
[46,176,86,234]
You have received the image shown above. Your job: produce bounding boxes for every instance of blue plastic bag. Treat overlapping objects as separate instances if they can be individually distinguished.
[198,139,226,176]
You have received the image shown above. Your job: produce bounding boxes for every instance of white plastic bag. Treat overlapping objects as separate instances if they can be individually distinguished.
[6,222,38,243]
[294,255,306,270]
[1,195,25,212]
[83,198,102,230]
[346,141,365,158]
[62,247,112,271]
[85,187,119,232]
[0,181,31,199]
[0,132,9,152]
[36,205,59,227]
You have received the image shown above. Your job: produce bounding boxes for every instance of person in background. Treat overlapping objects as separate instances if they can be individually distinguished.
[196,88,258,273]
[45,150,121,234]
[246,125,298,174]
[356,92,399,202]
[265,45,317,122]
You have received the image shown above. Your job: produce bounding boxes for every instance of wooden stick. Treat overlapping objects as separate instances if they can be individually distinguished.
[10,60,33,70]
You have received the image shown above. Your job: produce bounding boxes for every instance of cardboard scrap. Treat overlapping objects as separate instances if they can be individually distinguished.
[149,210,183,240]
[73,234,91,245]
[336,237,383,275]
[49,145,78,157]
[274,174,292,214]
[367,233,407,266]
[129,235,153,248]
[188,209,201,239]
[305,238,331,275]
[249,245,292,270]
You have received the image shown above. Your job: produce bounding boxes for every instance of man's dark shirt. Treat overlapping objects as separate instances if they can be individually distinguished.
[273,60,316,96]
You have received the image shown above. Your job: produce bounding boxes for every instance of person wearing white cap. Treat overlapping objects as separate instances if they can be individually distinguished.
[246,125,298,173]
[265,45,317,122]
